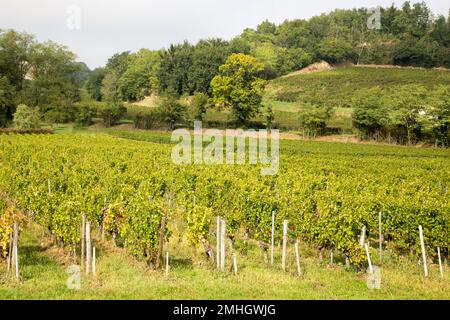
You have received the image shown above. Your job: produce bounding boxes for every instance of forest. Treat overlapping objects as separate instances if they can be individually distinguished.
[1,1,450,146]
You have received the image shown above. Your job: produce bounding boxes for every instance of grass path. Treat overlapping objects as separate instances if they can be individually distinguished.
[0,224,448,299]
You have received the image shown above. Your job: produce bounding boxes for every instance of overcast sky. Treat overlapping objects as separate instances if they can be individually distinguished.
[1,0,448,69]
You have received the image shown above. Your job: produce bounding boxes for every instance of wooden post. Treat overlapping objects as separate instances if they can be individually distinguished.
[216,216,220,270]
[220,219,226,270]
[295,240,301,277]
[85,221,91,275]
[264,250,268,268]
[165,251,169,276]
[7,231,12,271]
[101,224,105,242]
[270,211,275,268]
[418,225,428,277]
[48,178,51,195]
[437,247,443,279]
[330,250,334,265]
[233,253,237,275]
[379,211,382,265]
[13,222,19,279]
[282,220,288,272]
[359,225,366,248]
[365,242,373,274]
[102,198,107,242]
[81,213,86,271]
[92,247,96,276]
[156,209,167,269]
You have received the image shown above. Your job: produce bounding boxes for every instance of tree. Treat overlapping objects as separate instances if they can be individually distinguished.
[276,47,313,74]
[158,96,186,130]
[211,53,267,125]
[191,92,209,121]
[251,42,280,79]
[387,84,428,145]
[20,41,82,124]
[101,72,120,103]
[265,105,275,129]
[393,36,437,67]
[72,62,91,87]
[189,39,230,94]
[85,68,107,101]
[318,38,355,63]
[99,102,126,127]
[13,104,41,128]
[0,29,34,90]
[426,85,450,146]
[352,87,390,138]
[105,51,130,77]
[158,42,194,96]
[299,105,334,136]
[74,101,99,127]
[0,76,15,127]
[118,49,161,102]
[0,30,35,125]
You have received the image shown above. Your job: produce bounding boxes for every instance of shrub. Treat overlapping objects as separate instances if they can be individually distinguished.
[13,104,41,129]
[133,109,161,130]
[74,102,98,126]
[299,105,334,136]
[157,96,186,130]
[99,102,127,127]
[191,92,209,121]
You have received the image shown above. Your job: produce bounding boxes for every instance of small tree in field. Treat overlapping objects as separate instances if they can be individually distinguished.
[13,104,41,129]
[158,96,186,130]
[299,105,334,137]
[191,92,209,122]
[211,53,267,125]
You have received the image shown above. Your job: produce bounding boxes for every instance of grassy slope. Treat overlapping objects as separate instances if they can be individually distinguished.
[1,223,448,300]
[264,66,450,131]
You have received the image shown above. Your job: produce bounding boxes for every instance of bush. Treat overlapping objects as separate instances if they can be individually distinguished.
[318,38,356,64]
[99,102,127,127]
[0,128,53,135]
[74,102,98,126]
[13,104,41,129]
[190,92,209,121]
[133,109,161,130]
[157,96,186,130]
[275,91,298,102]
[299,105,334,136]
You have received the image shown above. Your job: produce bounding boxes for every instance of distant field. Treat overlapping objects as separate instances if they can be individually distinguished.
[266,66,450,108]
[121,66,450,133]
[262,66,450,132]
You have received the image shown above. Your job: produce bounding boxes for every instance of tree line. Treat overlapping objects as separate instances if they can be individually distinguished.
[88,2,450,101]
[1,1,450,130]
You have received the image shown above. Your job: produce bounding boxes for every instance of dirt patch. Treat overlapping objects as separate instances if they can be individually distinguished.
[281,61,333,78]
[133,95,160,108]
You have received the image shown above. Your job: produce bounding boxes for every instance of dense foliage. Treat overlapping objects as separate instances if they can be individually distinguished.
[0,134,448,266]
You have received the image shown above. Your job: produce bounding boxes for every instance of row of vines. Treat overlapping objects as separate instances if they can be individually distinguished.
[0,134,449,268]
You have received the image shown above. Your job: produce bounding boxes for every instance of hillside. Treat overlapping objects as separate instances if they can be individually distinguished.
[266,65,450,109]
[264,66,450,132]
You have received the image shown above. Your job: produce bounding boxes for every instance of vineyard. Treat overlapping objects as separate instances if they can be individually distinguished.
[0,132,449,298]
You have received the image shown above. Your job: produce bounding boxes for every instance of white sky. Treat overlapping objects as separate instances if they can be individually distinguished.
[0,0,448,69]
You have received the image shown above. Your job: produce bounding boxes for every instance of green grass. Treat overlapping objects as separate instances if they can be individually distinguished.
[266,67,450,109]
[262,66,450,132]
[1,223,448,300]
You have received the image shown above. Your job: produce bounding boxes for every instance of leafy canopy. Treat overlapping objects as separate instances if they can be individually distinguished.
[211,53,267,124]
